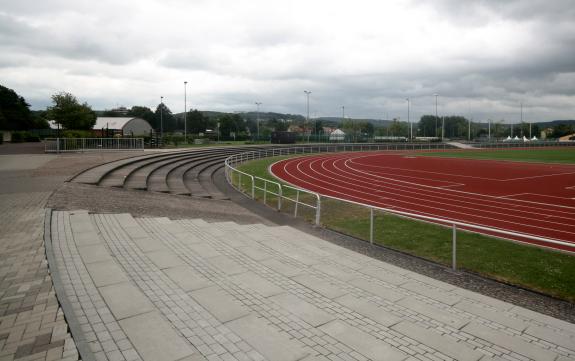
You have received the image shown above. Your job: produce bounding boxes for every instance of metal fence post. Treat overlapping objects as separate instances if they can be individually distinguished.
[251,176,255,199]
[278,185,282,210]
[294,189,300,217]
[315,196,321,226]
[263,181,267,205]
[370,208,374,245]
[452,224,457,271]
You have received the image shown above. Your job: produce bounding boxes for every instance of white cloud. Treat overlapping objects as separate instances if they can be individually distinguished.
[0,0,573,121]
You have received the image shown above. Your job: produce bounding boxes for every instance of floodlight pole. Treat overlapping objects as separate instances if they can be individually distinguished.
[304,91,311,142]
[407,97,411,139]
[434,93,438,137]
[255,102,262,141]
[160,96,164,139]
[184,81,188,143]
[442,116,445,140]
[488,119,491,140]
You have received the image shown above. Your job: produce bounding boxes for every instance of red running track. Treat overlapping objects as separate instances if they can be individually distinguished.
[270,152,575,252]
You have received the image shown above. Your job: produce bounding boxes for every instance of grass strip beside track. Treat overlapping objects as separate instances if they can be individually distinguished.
[416,147,575,163]
[236,155,575,302]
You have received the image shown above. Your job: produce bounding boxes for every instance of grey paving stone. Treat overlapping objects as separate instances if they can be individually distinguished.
[99,282,155,320]
[400,282,461,306]
[85,260,130,287]
[281,249,322,266]
[261,259,303,277]
[312,264,356,281]
[292,274,348,299]
[230,271,284,297]
[510,306,575,336]
[207,256,247,275]
[454,300,527,331]
[226,314,309,361]
[462,321,557,361]
[146,250,185,269]
[268,293,335,327]
[235,246,273,261]
[357,265,409,286]
[451,288,513,312]
[524,324,575,351]
[348,278,405,302]
[335,294,401,327]
[397,296,469,329]
[132,236,166,253]
[163,266,212,292]
[190,286,250,323]
[119,311,198,361]
[405,272,457,291]
[78,244,114,264]
[186,243,221,259]
[319,320,407,361]
[392,321,483,361]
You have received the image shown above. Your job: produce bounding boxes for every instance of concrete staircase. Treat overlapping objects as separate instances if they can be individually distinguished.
[47,210,575,361]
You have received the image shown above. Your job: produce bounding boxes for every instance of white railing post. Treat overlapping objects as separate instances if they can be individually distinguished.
[452,224,457,271]
[370,208,374,245]
[251,175,255,199]
[315,195,321,226]
[263,181,267,205]
[278,185,282,210]
[294,189,300,217]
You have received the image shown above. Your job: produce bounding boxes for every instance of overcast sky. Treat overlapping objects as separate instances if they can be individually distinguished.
[1,0,574,122]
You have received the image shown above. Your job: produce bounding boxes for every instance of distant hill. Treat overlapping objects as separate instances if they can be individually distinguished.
[534,120,575,127]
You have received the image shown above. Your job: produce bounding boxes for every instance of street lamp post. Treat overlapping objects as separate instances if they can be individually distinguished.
[434,94,438,137]
[184,81,188,143]
[406,98,411,139]
[304,91,311,142]
[255,102,262,141]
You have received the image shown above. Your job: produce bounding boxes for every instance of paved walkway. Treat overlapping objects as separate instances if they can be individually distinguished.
[2,147,575,361]
[48,210,575,361]
[0,151,141,360]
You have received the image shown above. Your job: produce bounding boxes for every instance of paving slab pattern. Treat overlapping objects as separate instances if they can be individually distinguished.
[47,210,575,361]
[0,191,79,361]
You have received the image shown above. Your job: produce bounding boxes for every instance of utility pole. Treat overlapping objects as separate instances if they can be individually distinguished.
[488,119,491,140]
[184,81,188,143]
[407,97,411,139]
[468,118,471,141]
[160,96,164,140]
[434,93,438,137]
[255,102,262,141]
[304,91,311,142]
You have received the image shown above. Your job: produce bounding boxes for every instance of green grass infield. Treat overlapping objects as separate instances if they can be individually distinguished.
[416,147,575,164]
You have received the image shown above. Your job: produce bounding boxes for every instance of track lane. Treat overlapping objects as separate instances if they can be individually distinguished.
[271,152,575,251]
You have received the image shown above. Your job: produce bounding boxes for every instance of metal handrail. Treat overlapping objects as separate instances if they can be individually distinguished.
[225,143,575,268]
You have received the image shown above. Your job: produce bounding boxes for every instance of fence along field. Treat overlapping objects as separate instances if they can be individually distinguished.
[226,145,575,302]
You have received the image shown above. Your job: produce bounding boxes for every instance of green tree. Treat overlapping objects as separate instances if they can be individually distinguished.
[418,115,441,137]
[47,92,96,130]
[154,103,176,132]
[388,119,408,137]
[551,124,574,138]
[0,85,34,130]
[187,109,209,134]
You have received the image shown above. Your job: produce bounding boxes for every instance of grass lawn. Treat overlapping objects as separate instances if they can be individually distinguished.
[417,147,575,164]
[236,155,575,302]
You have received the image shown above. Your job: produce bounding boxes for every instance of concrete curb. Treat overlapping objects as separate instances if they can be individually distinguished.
[43,208,97,361]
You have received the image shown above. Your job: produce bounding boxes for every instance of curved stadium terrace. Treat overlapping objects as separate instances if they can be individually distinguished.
[1,142,574,361]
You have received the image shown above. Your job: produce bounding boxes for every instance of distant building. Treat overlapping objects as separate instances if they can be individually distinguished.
[329,129,346,141]
[94,117,152,136]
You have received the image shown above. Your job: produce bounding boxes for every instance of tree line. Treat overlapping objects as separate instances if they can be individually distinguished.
[1,84,573,140]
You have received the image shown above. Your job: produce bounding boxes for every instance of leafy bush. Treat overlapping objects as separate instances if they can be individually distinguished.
[10,131,40,142]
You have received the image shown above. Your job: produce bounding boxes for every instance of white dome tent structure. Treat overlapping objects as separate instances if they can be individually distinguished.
[329,129,346,142]
[94,117,153,136]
